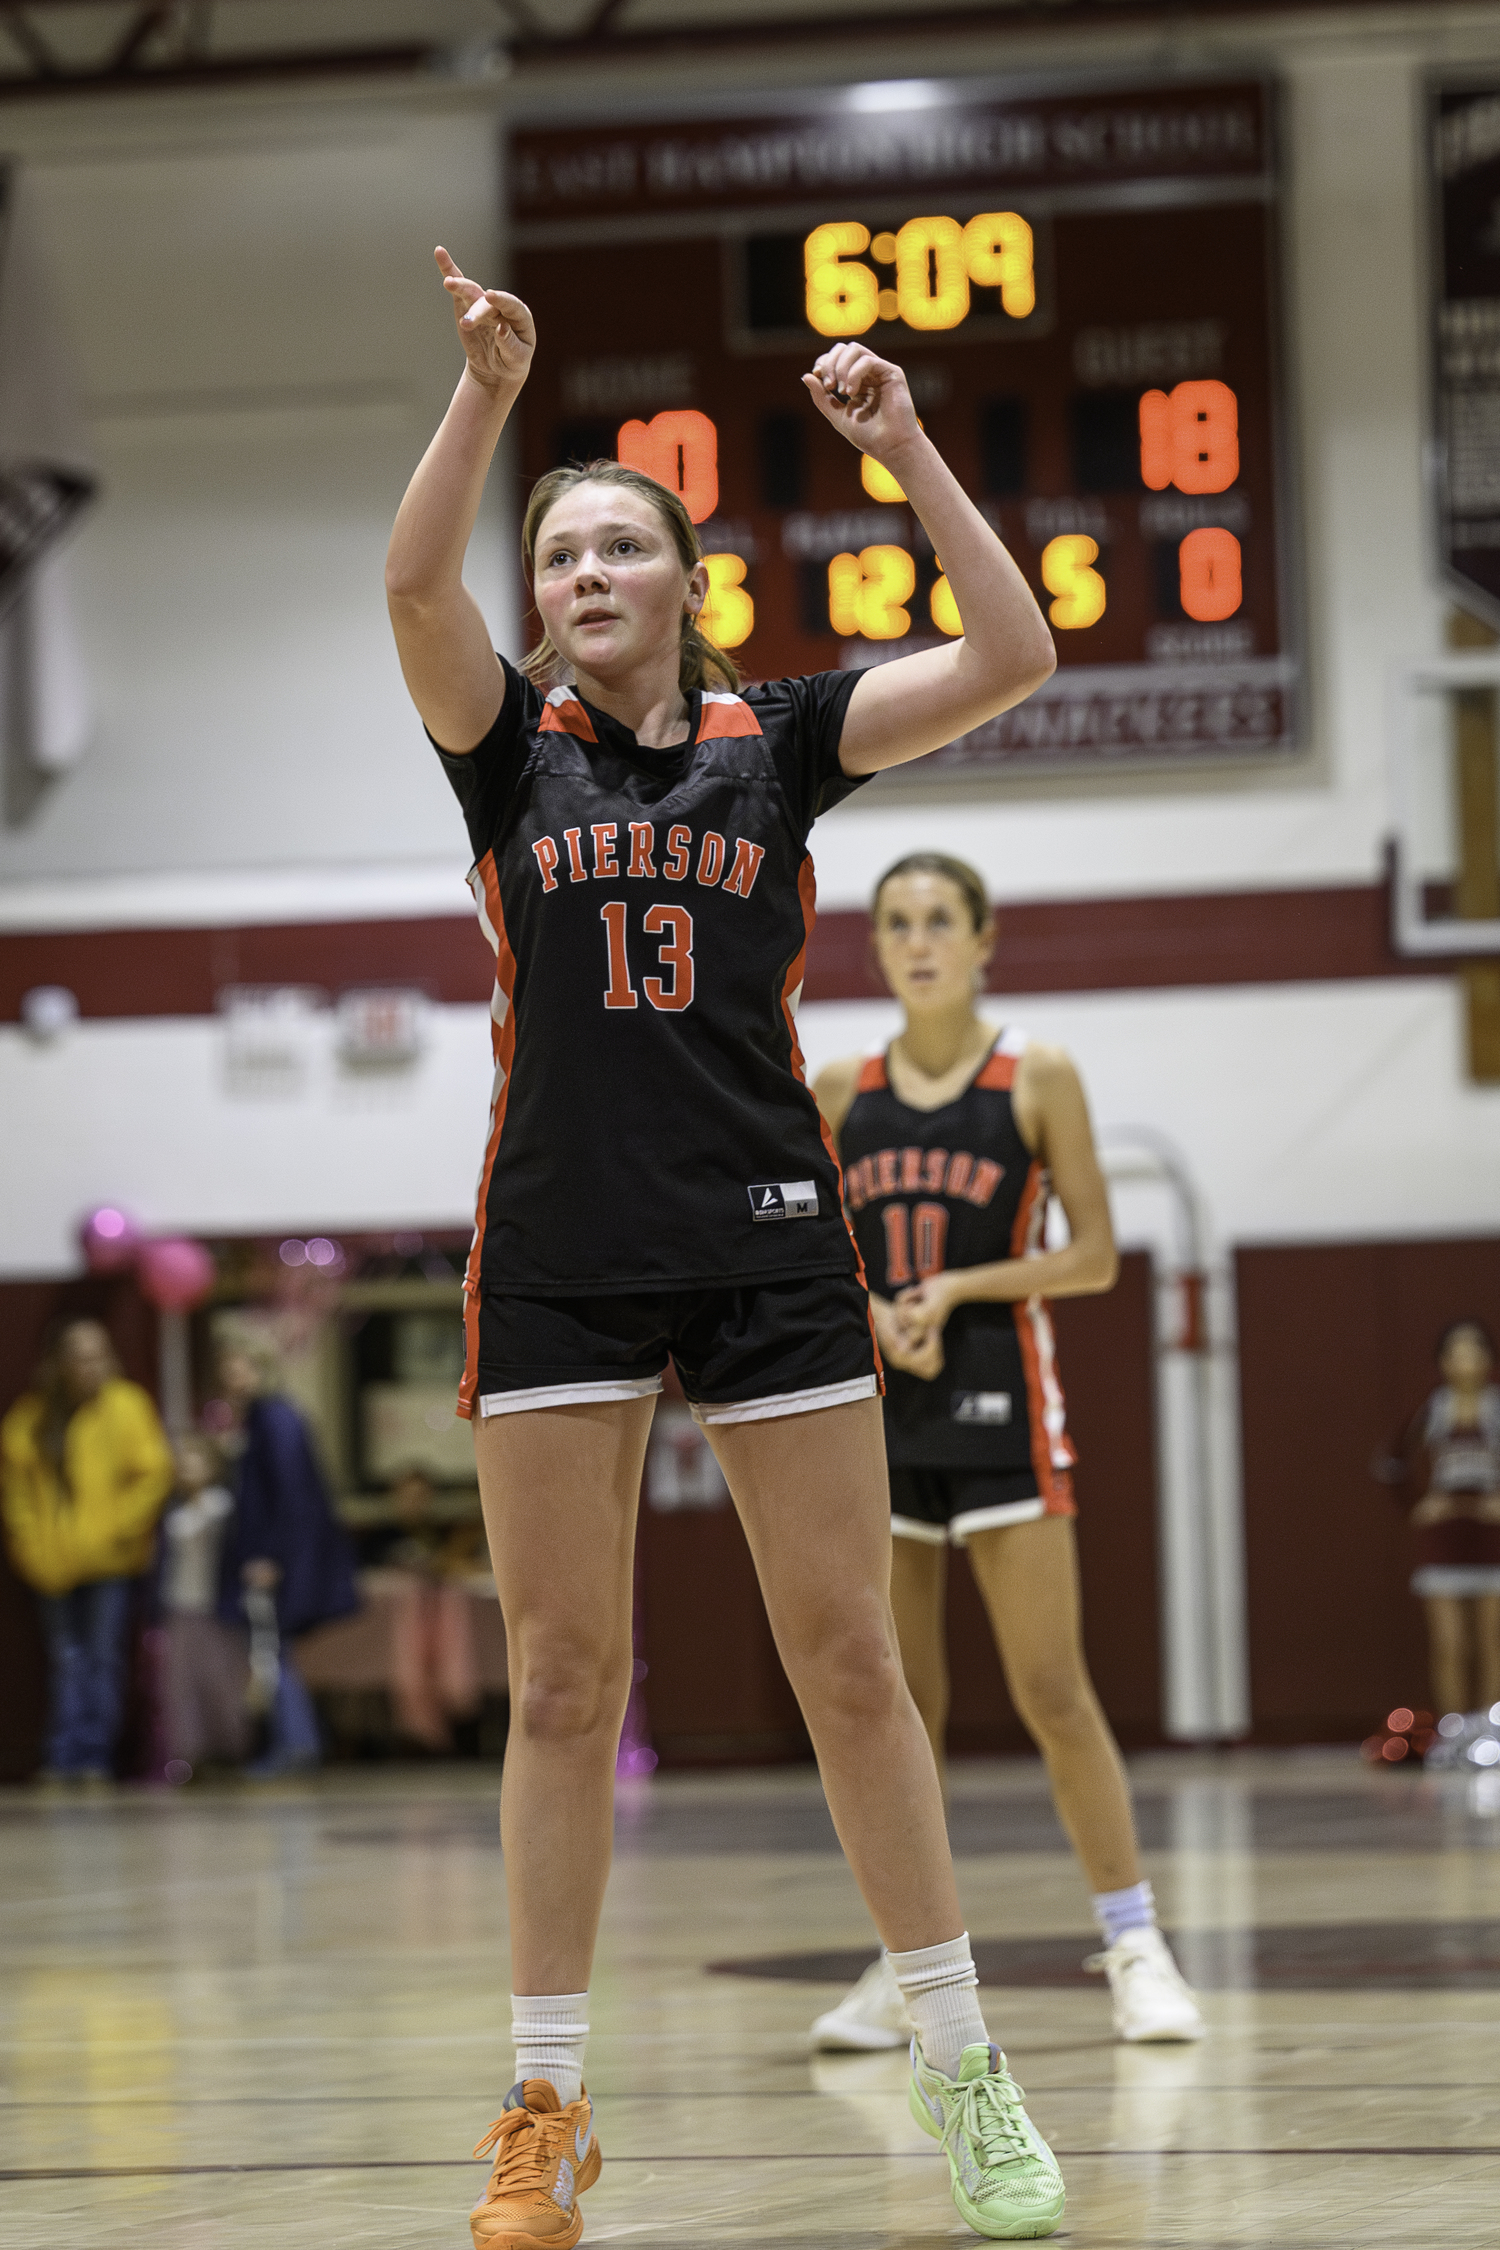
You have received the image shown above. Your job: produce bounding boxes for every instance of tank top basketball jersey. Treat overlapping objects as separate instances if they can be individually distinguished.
[841,1030,1076,1488]
[434,658,867,1311]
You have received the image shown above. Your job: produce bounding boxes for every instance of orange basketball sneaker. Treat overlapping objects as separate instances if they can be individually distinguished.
[469,2079,601,2250]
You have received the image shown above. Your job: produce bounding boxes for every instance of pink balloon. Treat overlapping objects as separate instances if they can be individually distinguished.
[79,1205,142,1274]
[138,1236,216,1313]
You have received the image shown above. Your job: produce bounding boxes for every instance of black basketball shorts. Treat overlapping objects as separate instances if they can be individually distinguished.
[462,1269,881,1425]
[887,1463,1075,1548]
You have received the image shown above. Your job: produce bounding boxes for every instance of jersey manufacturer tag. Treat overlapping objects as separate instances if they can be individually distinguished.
[952,1391,1012,1424]
[748,1180,818,1221]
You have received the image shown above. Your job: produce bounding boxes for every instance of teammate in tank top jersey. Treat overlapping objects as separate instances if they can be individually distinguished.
[385,253,1071,2242]
[809,852,1203,2054]
[840,1023,1074,1497]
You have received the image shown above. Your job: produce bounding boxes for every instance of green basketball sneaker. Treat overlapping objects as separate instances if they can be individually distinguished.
[908,2039,1065,2239]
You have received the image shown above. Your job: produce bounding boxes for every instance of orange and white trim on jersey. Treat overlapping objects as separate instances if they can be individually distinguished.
[697,691,764,740]
[459,850,518,1420]
[857,1051,888,1094]
[538,685,599,742]
[784,854,883,1389]
[1008,1156,1077,1516]
[974,1049,1017,1092]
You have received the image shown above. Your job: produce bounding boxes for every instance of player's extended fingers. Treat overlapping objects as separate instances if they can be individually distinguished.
[460,288,504,330]
[485,289,536,342]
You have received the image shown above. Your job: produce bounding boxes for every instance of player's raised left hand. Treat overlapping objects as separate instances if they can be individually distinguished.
[802,345,921,464]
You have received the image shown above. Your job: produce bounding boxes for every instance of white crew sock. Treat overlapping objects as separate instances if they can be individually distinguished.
[887,1933,989,2077]
[510,1991,588,2106]
[1092,1879,1157,1950]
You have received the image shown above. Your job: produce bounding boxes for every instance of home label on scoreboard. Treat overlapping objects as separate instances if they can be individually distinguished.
[509,76,1297,778]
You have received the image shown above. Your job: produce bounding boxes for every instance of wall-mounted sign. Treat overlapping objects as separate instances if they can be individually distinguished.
[1431,83,1500,627]
[509,75,1298,778]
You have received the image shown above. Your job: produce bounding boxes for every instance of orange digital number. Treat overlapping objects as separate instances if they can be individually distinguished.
[1138,381,1240,495]
[616,409,719,523]
[1178,527,1243,621]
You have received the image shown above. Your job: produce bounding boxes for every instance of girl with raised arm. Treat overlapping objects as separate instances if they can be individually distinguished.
[386,247,1060,2249]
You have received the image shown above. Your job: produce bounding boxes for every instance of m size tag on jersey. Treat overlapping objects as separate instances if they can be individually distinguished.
[748,1180,818,1221]
[952,1392,1013,1424]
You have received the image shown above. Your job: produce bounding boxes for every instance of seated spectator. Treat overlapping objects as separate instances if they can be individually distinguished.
[159,1433,250,1774]
[1,1319,173,1783]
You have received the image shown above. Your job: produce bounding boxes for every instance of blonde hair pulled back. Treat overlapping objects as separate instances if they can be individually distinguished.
[520,460,740,695]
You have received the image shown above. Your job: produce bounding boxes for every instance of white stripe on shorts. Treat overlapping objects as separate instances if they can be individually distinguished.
[690,1373,878,1426]
[891,1513,949,1546]
[949,1497,1046,1545]
[478,1374,663,1417]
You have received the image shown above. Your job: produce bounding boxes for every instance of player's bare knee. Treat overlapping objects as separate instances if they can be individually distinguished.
[797,1618,905,1729]
[1013,1663,1092,1740]
[514,1642,629,1745]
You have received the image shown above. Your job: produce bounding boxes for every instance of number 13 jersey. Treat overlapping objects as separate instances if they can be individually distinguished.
[434,658,869,1297]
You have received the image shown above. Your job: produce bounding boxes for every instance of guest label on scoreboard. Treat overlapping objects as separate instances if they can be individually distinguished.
[510,77,1298,777]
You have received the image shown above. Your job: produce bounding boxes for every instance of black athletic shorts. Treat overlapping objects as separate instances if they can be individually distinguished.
[464,1270,880,1426]
[888,1463,1072,1548]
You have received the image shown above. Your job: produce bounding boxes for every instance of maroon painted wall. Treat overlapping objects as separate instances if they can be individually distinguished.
[1237,1235,1500,1741]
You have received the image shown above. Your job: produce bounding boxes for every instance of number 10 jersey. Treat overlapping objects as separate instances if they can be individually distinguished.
[433,657,868,1304]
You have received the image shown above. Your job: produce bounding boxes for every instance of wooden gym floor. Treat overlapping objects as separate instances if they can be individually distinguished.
[1,1749,1497,2247]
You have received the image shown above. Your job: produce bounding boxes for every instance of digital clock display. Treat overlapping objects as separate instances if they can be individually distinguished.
[509,76,1296,775]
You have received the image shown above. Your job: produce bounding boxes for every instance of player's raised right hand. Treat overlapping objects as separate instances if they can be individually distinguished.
[436,246,535,393]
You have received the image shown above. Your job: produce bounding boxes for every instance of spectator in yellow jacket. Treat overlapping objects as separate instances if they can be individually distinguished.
[1,1320,174,1781]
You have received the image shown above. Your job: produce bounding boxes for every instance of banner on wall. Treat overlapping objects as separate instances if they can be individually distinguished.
[1430,84,1500,626]
[0,162,98,791]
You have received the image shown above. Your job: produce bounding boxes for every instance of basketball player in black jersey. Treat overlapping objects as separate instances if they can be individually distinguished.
[386,253,1066,2245]
[809,853,1202,2052]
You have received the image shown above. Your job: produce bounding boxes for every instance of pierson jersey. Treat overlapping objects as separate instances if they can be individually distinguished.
[841,1030,1076,1497]
[434,658,868,1301]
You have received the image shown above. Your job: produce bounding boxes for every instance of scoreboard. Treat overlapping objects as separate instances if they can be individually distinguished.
[508,76,1296,778]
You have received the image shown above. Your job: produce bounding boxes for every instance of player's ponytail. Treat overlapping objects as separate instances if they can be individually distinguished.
[520,461,740,695]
